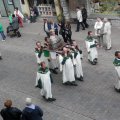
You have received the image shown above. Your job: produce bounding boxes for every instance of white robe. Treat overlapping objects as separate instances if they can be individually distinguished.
[94,21,103,35]
[36,71,52,99]
[59,55,75,83]
[115,66,120,90]
[35,52,49,66]
[86,40,98,62]
[77,10,83,22]
[72,51,83,78]
[104,22,111,49]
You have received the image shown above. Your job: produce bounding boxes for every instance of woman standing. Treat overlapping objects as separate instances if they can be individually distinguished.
[14,7,24,27]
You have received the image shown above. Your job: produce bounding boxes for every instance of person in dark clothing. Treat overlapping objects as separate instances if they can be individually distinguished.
[0,100,22,120]
[33,6,39,18]
[82,5,89,28]
[65,22,72,44]
[22,98,43,120]
[58,21,66,42]
[11,14,21,37]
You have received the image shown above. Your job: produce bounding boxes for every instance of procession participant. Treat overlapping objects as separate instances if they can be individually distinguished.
[85,31,98,65]
[59,47,77,86]
[103,18,112,50]
[35,41,49,66]
[36,62,56,102]
[72,40,83,81]
[113,51,120,92]
[14,7,24,27]
[94,17,103,47]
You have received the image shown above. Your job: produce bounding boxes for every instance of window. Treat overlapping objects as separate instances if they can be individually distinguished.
[21,0,25,4]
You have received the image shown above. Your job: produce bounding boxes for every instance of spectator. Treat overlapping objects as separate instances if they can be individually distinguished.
[30,7,36,23]
[81,5,89,28]
[103,18,112,50]
[14,7,24,27]
[75,6,85,32]
[43,19,51,37]
[0,99,22,120]
[0,22,6,41]
[65,22,72,44]
[8,11,13,24]
[11,14,21,37]
[50,19,58,35]
[22,98,43,120]
[94,17,103,47]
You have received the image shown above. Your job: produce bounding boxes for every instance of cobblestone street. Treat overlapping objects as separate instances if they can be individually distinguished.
[0,18,120,120]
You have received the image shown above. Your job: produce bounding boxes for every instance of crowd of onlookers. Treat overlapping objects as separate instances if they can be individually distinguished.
[0,98,43,120]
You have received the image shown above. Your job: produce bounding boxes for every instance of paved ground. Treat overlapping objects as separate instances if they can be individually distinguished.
[0,18,120,120]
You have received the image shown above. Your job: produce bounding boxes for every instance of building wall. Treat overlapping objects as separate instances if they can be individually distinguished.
[20,0,30,15]
[0,0,23,17]
[68,0,87,18]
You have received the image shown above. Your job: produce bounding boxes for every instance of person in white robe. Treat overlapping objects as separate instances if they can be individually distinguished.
[72,41,83,81]
[103,18,112,50]
[85,31,98,65]
[35,41,49,66]
[36,62,56,101]
[113,51,120,92]
[59,47,77,86]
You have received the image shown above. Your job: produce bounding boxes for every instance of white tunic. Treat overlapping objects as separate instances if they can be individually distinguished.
[77,10,83,22]
[72,51,83,78]
[115,66,120,90]
[36,71,52,99]
[35,52,49,66]
[86,40,98,62]
[59,55,75,83]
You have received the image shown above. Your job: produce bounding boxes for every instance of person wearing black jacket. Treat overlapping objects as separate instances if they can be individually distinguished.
[0,100,22,120]
[22,98,43,120]
[82,5,89,28]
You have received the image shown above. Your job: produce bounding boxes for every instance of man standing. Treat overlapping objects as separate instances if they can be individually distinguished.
[22,98,43,120]
[76,7,85,32]
[103,18,112,50]
[82,5,89,28]
[43,19,50,37]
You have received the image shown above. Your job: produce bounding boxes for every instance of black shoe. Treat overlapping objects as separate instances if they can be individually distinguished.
[82,28,85,30]
[80,76,84,81]
[62,81,70,86]
[75,30,79,32]
[70,82,78,86]
[0,56,2,60]
[47,98,56,102]
[52,69,58,74]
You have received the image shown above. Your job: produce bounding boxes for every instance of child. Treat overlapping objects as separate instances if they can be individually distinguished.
[113,51,120,92]
[85,31,98,65]
[36,62,56,102]
[59,47,77,86]
[0,23,6,41]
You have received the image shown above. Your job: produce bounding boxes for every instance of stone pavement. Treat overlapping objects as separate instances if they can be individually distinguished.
[0,18,120,120]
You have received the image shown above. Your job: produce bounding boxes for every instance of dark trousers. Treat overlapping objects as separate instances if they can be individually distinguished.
[83,19,89,28]
[0,31,6,40]
[76,20,85,31]
[55,29,58,36]
[14,29,21,37]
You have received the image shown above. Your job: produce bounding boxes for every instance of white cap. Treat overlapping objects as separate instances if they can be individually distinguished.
[25,98,32,106]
